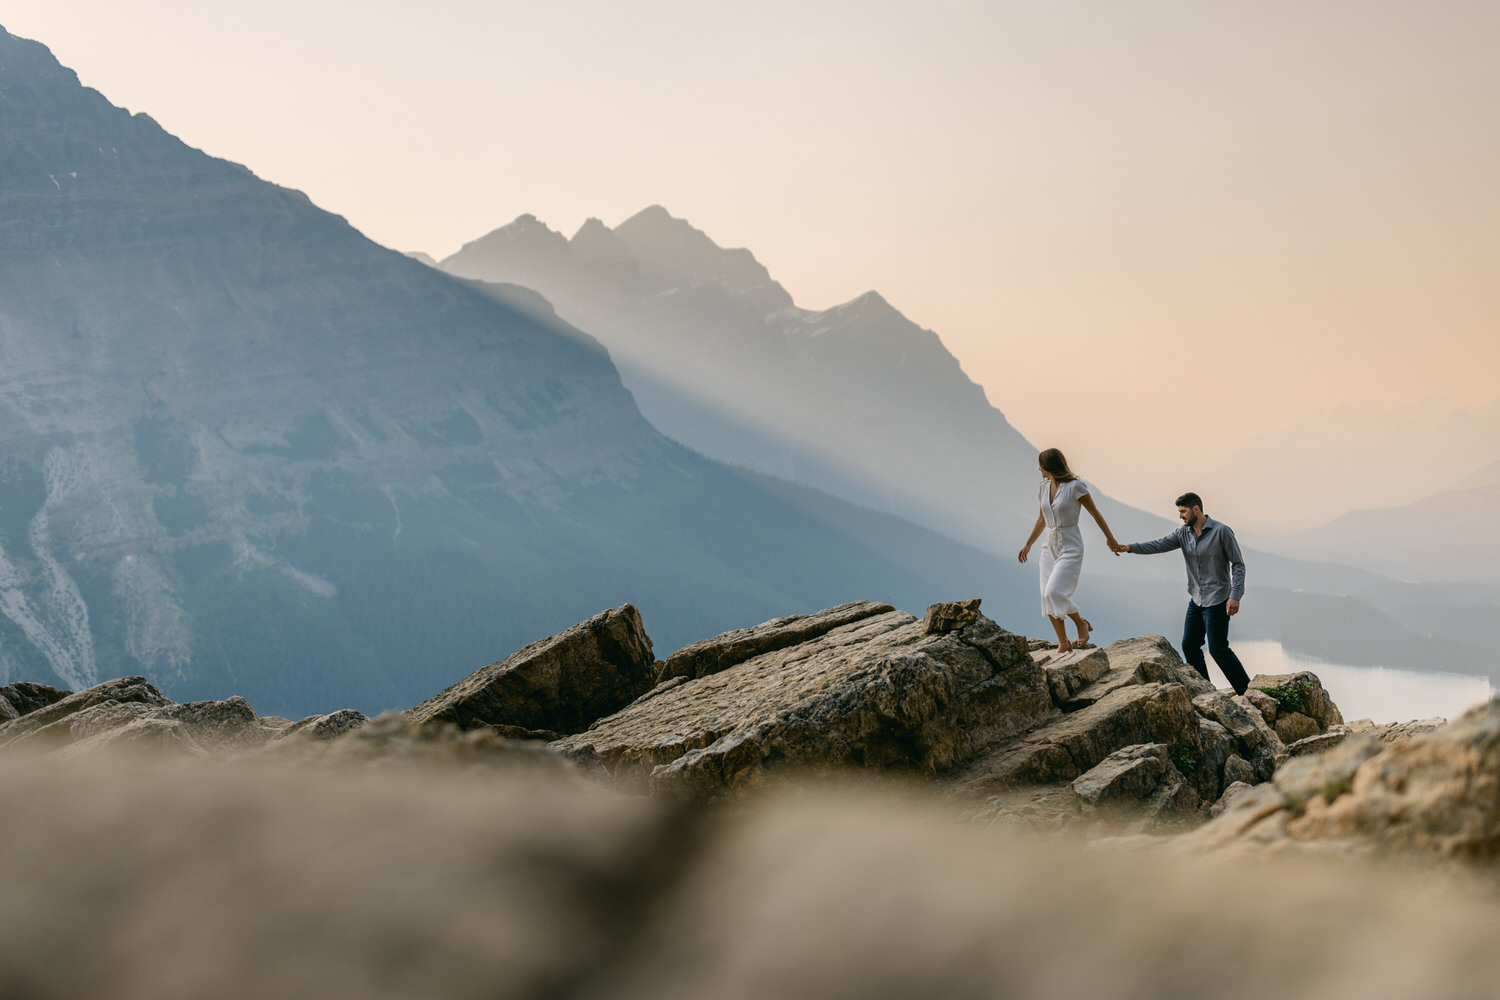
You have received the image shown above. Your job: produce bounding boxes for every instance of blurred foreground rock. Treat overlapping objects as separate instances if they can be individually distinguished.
[2,754,1500,1000]
[1179,698,1500,862]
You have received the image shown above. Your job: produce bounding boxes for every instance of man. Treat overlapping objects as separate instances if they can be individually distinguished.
[1111,493,1250,695]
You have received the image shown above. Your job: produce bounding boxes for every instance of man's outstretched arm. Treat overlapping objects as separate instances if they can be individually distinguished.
[1117,531,1183,555]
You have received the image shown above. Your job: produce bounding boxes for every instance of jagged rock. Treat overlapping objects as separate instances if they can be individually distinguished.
[1141,780,1203,831]
[1210,780,1255,818]
[0,677,171,750]
[659,600,894,682]
[1064,635,1211,710]
[1195,717,1233,797]
[553,610,1050,800]
[0,681,71,718]
[1249,671,1344,730]
[1193,691,1286,777]
[408,604,656,736]
[1272,736,1382,805]
[1223,754,1258,786]
[1347,717,1447,746]
[1244,689,1279,724]
[1286,728,1349,757]
[957,682,1200,793]
[1031,646,1109,705]
[922,599,982,635]
[1071,743,1179,811]
[1288,700,1500,859]
[0,694,14,722]
[266,708,370,743]
[1274,711,1321,745]
[270,712,584,776]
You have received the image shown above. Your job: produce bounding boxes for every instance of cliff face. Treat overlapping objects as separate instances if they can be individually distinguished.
[0,27,1034,716]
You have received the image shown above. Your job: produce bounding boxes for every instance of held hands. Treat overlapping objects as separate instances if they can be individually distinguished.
[1107,539,1129,555]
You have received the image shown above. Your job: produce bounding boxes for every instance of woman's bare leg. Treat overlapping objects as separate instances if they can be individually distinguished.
[1049,616,1072,652]
[1068,612,1091,646]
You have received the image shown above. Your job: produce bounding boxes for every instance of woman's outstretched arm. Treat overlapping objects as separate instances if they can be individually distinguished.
[1078,493,1122,555]
[1018,510,1046,563]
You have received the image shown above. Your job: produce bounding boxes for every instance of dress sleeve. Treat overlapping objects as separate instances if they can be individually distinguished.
[1073,479,1090,500]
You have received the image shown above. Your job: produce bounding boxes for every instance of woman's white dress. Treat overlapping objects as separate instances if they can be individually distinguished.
[1038,478,1089,618]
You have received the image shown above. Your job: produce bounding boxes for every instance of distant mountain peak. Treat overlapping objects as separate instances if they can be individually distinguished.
[569,217,635,265]
[445,213,569,269]
[612,206,792,311]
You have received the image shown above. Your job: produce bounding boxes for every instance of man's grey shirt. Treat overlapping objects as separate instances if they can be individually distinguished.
[1129,516,1246,606]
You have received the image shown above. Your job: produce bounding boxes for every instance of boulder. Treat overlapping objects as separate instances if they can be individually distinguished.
[0,677,171,750]
[1346,717,1447,747]
[408,604,656,735]
[1071,743,1180,811]
[0,681,70,718]
[1031,646,1110,706]
[1193,691,1285,777]
[1209,780,1255,818]
[1249,671,1344,730]
[956,682,1201,793]
[1194,717,1234,799]
[658,600,894,682]
[1244,689,1279,724]
[1287,729,1349,757]
[268,709,370,743]
[922,599,982,635]
[1272,735,1382,806]
[1222,754,1258,786]
[553,610,1051,800]
[1274,711,1321,745]
[1064,635,1211,710]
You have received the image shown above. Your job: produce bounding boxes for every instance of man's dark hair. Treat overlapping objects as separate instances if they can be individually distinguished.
[1175,492,1204,510]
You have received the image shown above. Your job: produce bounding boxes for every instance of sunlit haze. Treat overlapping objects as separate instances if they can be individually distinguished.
[6,0,1497,518]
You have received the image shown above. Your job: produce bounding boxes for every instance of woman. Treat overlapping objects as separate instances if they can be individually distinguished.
[1018,448,1121,652]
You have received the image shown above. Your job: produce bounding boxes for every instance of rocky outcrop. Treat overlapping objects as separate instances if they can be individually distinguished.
[0,681,69,720]
[1071,743,1201,831]
[1180,699,1500,862]
[957,683,1201,793]
[1030,646,1109,704]
[0,601,1358,839]
[921,599,982,635]
[1248,671,1344,730]
[0,677,369,756]
[657,601,893,682]
[553,609,1051,800]
[407,605,656,736]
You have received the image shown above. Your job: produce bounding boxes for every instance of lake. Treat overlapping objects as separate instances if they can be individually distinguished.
[1224,640,1493,725]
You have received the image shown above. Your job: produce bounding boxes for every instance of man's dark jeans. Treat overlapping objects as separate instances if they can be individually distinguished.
[1182,600,1250,695]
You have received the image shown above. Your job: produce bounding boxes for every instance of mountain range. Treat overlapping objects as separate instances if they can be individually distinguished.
[440,208,1174,555]
[0,25,1046,716]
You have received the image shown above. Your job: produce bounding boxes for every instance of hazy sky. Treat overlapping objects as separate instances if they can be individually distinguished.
[5,1,1498,510]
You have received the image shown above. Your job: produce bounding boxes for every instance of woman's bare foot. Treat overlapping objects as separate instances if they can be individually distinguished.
[1057,638,1074,653]
[1076,619,1091,646]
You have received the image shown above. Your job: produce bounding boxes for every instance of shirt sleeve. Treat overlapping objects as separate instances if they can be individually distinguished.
[1222,526,1246,600]
[1129,528,1183,555]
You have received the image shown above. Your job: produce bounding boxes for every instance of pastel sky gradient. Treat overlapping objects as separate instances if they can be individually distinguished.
[5,1,1497,509]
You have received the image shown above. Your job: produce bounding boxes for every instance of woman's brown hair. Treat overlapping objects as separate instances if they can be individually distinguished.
[1038,448,1078,483]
